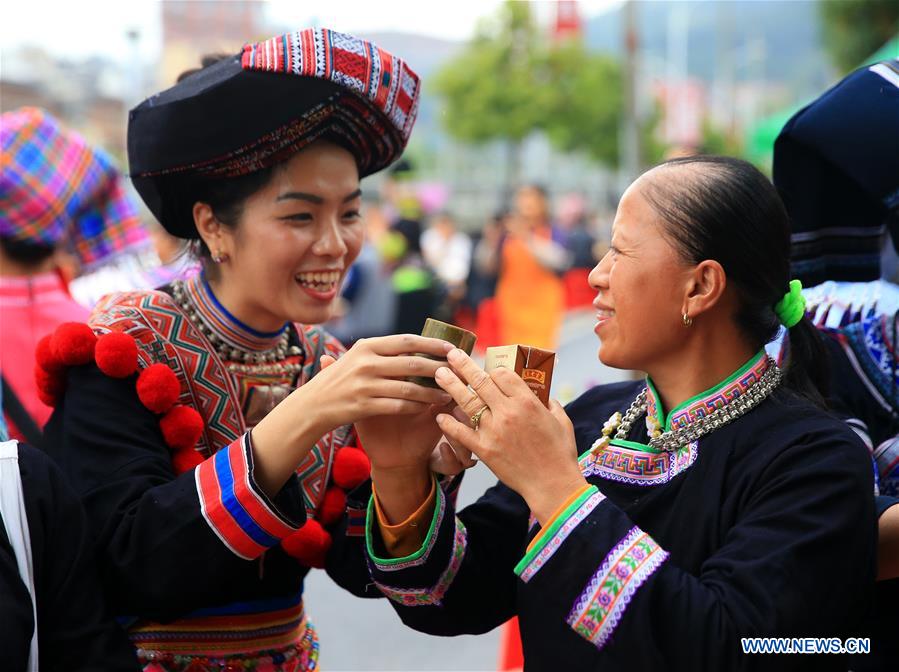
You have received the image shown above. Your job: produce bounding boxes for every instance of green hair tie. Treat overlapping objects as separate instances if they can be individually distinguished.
[774,279,806,328]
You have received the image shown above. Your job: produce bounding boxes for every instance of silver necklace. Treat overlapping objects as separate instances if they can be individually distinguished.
[171,280,303,376]
[595,357,782,453]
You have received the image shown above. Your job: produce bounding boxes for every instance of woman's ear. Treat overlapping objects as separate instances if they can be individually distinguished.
[193,202,236,263]
[193,202,220,251]
[683,259,726,319]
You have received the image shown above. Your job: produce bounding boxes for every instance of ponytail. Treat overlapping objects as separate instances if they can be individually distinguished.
[781,316,830,408]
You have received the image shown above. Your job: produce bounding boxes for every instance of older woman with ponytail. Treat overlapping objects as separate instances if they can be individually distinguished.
[355,156,875,671]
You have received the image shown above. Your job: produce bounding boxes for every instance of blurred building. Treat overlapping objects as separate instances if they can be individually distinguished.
[161,0,264,86]
[654,79,706,148]
[0,46,130,160]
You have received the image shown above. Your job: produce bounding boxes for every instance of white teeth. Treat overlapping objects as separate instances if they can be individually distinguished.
[295,271,341,289]
[597,310,615,318]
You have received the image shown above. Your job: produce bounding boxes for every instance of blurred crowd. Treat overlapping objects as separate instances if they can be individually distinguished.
[328,170,607,354]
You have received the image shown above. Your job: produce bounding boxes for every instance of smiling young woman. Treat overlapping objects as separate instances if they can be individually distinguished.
[192,144,366,331]
[37,28,454,672]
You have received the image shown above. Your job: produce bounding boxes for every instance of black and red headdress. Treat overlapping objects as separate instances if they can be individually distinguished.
[128,28,421,238]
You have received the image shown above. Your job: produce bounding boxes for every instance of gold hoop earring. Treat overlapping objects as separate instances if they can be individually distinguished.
[682,313,693,327]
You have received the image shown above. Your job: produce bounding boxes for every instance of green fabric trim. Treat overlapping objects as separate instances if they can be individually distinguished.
[392,266,432,293]
[513,485,599,576]
[365,475,442,566]
[647,349,767,430]
[610,438,661,454]
[645,377,664,429]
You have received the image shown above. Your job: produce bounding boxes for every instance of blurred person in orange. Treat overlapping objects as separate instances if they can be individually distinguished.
[0,107,147,443]
[495,185,570,349]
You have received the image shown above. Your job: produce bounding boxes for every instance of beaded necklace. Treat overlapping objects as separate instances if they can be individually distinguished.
[593,356,783,454]
[172,275,304,376]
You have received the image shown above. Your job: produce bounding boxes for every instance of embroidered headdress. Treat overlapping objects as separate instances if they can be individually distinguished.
[127,28,421,238]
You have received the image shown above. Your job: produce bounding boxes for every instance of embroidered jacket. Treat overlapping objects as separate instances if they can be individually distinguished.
[365,355,876,671]
[41,281,377,669]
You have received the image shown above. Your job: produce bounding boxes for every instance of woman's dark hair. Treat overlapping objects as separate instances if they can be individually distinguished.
[176,53,231,83]
[0,236,56,266]
[182,167,279,265]
[172,55,282,270]
[642,155,829,406]
[170,53,359,271]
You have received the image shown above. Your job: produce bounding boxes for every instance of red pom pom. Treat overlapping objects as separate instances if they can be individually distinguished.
[95,332,139,378]
[160,405,204,451]
[136,363,181,413]
[331,446,371,489]
[281,519,332,568]
[35,334,64,375]
[35,365,65,407]
[171,448,206,474]
[318,486,347,526]
[50,322,97,366]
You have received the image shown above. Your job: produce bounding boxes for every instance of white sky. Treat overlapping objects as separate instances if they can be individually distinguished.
[0,0,623,62]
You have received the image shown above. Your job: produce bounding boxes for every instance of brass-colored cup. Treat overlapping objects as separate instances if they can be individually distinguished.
[409,318,477,388]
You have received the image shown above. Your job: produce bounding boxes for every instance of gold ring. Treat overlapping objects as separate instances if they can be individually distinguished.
[470,405,489,431]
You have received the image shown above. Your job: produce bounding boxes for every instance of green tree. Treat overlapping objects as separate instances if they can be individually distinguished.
[537,41,623,167]
[433,1,629,179]
[433,1,543,182]
[819,0,899,73]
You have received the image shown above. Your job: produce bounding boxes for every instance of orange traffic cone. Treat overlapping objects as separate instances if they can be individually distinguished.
[497,617,524,671]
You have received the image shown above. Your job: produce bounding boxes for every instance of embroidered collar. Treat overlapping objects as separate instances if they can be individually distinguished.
[645,349,771,432]
[182,272,289,353]
[582,350,777,485]
[579,440,699,487]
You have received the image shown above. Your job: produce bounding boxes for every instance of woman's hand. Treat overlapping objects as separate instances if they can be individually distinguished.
[429,414,479,476]
[318,353,476,477]
[301,335,454,434]
[250,335,452,497]
[355,403,447,473]
[433,348,588,526]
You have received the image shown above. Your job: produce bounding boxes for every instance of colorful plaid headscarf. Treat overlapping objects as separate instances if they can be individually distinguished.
[1,107,148,269]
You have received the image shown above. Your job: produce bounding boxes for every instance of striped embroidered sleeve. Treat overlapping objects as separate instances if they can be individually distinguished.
[565,523,669,651]
[359,477,529,638]
[365,475,468,607]
[514,484,606,582]
[195,432,304,560]
[515,489,669,653]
